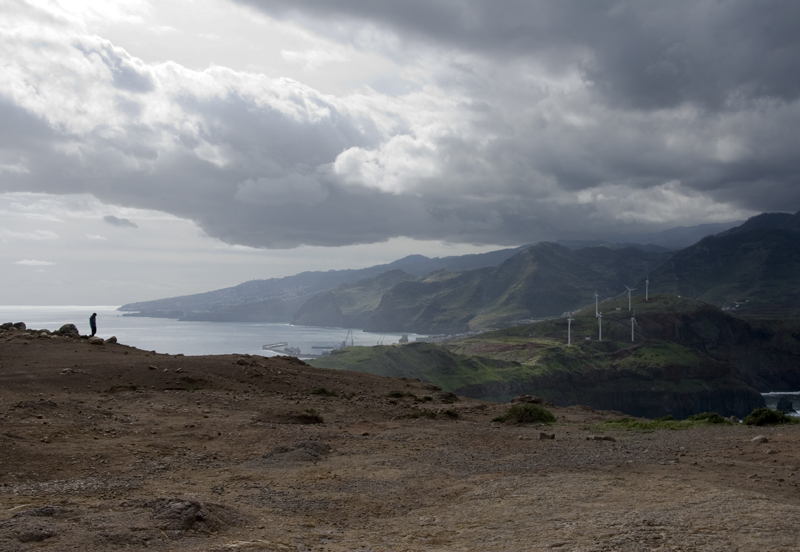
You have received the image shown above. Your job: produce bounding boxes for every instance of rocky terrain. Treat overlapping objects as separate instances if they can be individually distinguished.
[2,323,800,551]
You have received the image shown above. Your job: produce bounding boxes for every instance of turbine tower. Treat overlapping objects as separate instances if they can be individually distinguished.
[598,312,602,342]
[631,311,637,342]
[645,276,649,302]
[625,286,636,311]
[594,290,599,317]
[567,312,573,346]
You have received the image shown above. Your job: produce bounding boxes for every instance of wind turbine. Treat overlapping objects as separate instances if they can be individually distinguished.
[625,285,636,311]
[631,310,637,342]
[598,311,602,342]
[567,312,573,346]
[645,276,649,302]
[594,290,599,317]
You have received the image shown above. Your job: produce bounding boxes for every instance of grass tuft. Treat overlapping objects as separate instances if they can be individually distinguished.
[493,403,555,424]
[687,411,733,424]
[407,409,437,419]
[387,390,417,399]
[310,387,337,396]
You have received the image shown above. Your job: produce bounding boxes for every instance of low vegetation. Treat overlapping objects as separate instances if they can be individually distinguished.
[743,407,798,426]
[687,411,734,424]
[600,411,733,431]
[493,403,555,424]
[310,387,337,396]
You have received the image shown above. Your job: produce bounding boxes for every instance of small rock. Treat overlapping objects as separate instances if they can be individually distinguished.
[88,336,104,345]
[765,449,778,455]
[433,391,459,404]
[57,324,80,338]
[511,394,554,406]
[729,415,739,422]
[587,435,616,442]
[538,432,555,440]
[105,335,118,344]
[752,435,769,444]
[17,528,55,543]
[148,365,158,370]
[39,331,49,338]
[236,358,249,366]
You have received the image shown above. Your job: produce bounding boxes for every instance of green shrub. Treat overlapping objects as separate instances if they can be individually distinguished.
[310,387,337,396]
[743,407,796,426]
[687,411,732,424]
[407,409,437,419]
[599,417,693,431]
[654,415,675,422]
[493,403,555,424]
[387,390,417,399]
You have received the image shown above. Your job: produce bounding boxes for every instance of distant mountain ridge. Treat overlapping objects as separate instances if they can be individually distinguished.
[118,245,528,322]
[646,211,800,318]
[294,212,800,333]
[119,218,766,326]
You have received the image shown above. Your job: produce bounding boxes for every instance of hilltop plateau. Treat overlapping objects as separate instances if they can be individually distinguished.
[2,323,800,551]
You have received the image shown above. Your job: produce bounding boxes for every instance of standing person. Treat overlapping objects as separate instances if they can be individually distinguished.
[89,313,97,337]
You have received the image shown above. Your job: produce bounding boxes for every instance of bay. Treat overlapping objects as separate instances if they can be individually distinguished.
[0,306,419,358]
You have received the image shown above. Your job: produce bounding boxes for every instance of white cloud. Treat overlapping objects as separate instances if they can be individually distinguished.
[0,0,797,255]
[13,259,56,266]
[281,48,347,71]
[0,228,58,240]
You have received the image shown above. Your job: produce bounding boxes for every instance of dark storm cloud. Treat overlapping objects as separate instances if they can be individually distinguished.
[3,1,800,250]
[237,0,800,110]
[103,215,138,228]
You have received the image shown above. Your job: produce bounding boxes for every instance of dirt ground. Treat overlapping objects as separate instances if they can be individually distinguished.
[1,326,799,552]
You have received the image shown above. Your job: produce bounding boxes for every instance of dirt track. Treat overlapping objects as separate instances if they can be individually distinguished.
[1,326,800,551]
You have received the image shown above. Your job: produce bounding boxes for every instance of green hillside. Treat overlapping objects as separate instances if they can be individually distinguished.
[363,243,668,333]
[647,211,800,317]
[311,295,800,418]
[291,269,416,328]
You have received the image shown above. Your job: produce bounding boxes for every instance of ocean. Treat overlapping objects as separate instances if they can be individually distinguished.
[0,306,419,358]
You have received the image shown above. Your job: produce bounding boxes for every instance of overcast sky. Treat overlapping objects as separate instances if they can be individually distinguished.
[2,0,799,305]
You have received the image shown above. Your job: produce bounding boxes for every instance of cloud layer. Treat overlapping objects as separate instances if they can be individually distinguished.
[2,0,799,249]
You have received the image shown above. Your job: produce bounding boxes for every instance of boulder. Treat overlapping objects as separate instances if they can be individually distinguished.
[751,435,768,444]
[1,322,13,330]
[88,337,104,345]
[12,322,26,330]
[776,397,795,412]
[57,324,80,338]
[105,335,117,344]
[511,394,554,407]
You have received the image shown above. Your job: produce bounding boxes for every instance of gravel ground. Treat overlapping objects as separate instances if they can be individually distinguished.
[1,326,799,551]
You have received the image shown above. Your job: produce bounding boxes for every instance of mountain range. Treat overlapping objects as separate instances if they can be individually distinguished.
[120,215,799,330]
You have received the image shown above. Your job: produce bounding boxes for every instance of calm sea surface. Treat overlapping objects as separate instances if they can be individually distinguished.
[0,306,419,358]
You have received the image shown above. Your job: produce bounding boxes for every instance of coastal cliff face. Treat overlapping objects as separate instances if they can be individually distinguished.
[629,305,800,391]
[311,337,766,419]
